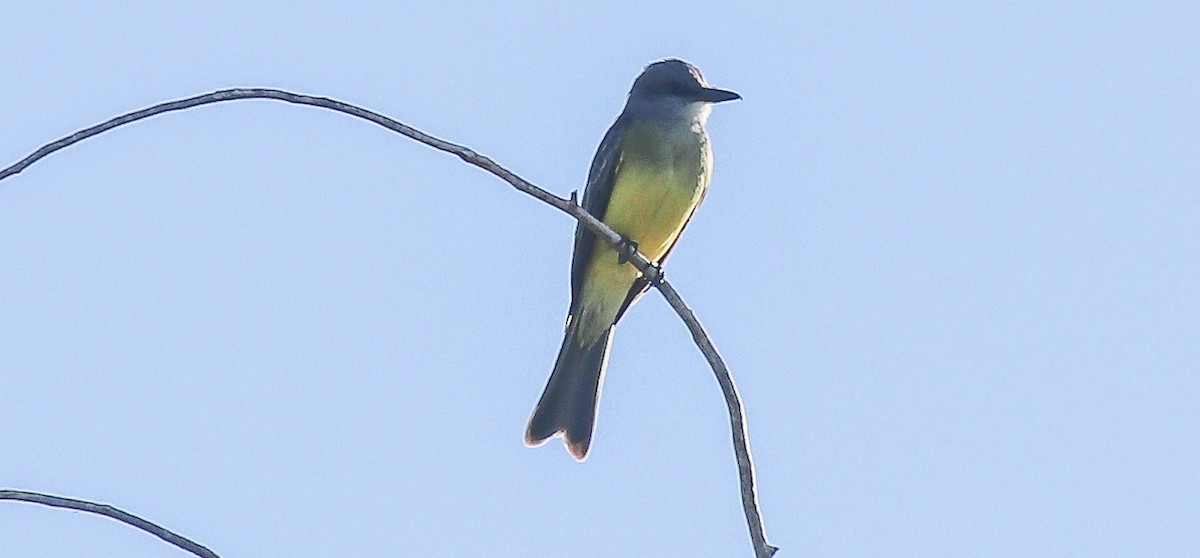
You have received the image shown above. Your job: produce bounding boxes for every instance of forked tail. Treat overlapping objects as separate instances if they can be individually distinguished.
[525,323,614,461]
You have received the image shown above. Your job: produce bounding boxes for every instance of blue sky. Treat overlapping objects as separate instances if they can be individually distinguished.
[2,2,1197,556]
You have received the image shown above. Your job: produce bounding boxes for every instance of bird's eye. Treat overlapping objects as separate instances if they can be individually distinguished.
[663,81,689,95]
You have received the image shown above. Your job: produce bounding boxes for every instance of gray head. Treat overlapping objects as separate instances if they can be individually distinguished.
[624,59,740,119]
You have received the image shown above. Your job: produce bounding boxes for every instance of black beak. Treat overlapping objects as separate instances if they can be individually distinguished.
[695,87,741,103]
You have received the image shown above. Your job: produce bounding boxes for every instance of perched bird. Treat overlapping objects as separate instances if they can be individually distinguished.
[525,59,740,460]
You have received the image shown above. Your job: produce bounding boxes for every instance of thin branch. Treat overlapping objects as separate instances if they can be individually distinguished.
[657,283,778,557]
[0,489,221,558]
[0,89,775,557]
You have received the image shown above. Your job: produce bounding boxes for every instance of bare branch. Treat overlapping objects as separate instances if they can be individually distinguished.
[0,489,221,558]
[0,89,775,557]
[657,284,778,557]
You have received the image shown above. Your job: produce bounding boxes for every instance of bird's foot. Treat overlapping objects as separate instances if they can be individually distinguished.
[617,237,639,265]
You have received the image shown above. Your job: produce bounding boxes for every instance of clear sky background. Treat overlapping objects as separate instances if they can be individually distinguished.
[1,2,1197,557]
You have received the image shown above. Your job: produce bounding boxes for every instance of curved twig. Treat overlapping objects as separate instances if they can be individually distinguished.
[656,283,777,557]
[0,489,221,558]
[0,89,776,557]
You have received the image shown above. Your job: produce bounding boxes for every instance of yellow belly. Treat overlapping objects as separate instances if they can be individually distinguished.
[574,149,709,337]
[603,163,705,262]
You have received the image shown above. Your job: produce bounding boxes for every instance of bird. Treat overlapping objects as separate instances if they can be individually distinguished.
[525,59,740,460]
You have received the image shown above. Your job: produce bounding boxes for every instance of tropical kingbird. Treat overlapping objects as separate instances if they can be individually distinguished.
[525,59,740,460]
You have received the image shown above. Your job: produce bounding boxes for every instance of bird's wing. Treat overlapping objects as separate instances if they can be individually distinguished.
[568,115,628,311]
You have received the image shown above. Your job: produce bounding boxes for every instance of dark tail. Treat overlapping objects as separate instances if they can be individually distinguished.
[525,323,613,461]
